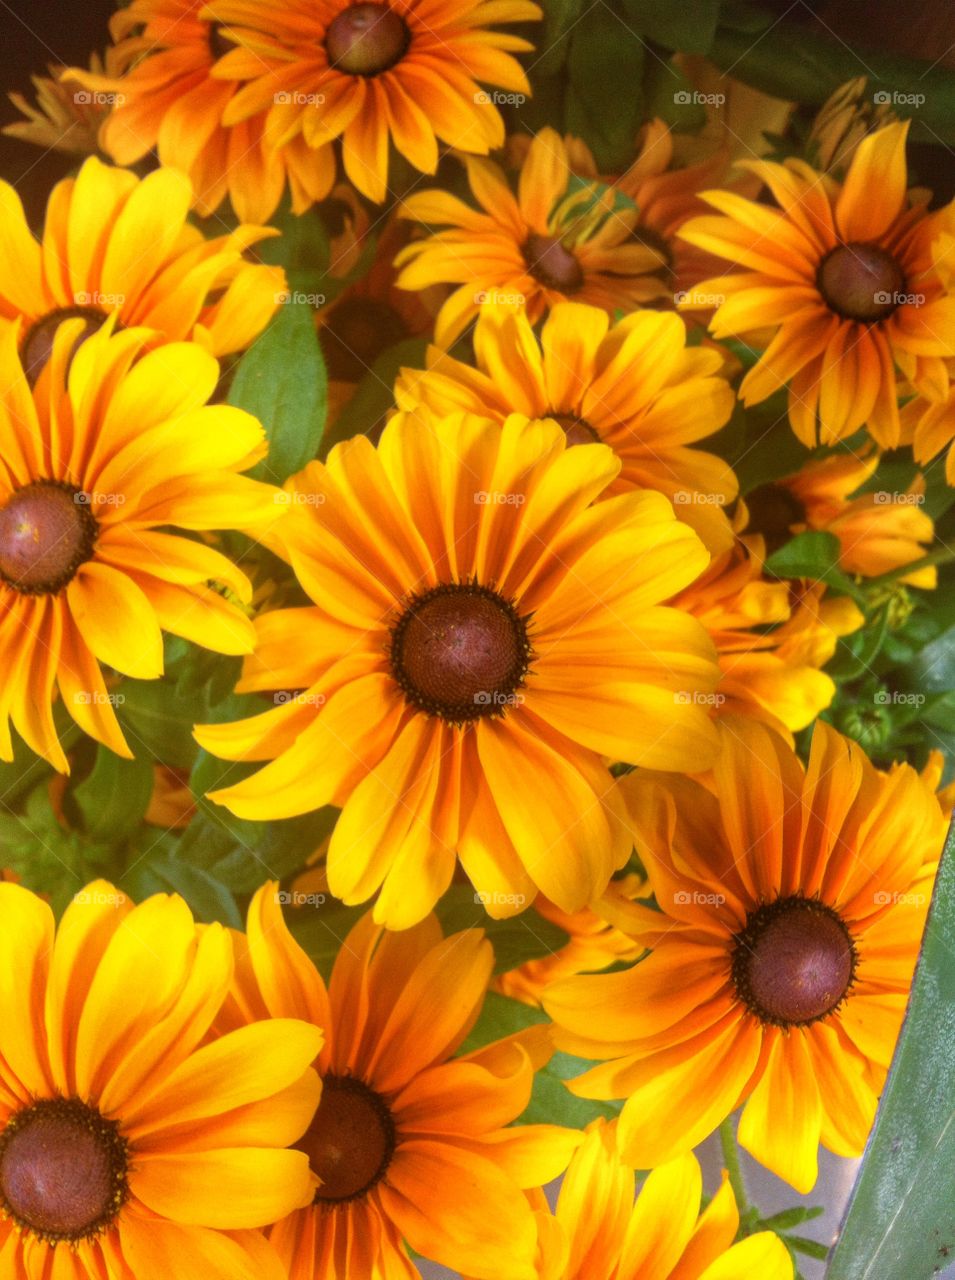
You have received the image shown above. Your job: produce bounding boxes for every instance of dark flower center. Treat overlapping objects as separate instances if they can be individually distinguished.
[296,1076,397,1203]
[0,480,98,595]
[389,581,533,723]
[321,298,408,382]
[21,306,108,387]
[816,242,906,323]
[743,482,807,557]
[550,412,600,446]
[0,1098,129,1243]
[523,234,584,294]
[208,22,235,61]
[325,4,410,76]
[732,896,857,1028]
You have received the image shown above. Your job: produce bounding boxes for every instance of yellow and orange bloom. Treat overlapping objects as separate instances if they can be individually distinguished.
[679,122,955,448]
[745,450,936,587]
[4,49,123,156]
[545,718,946,1192]
[0,319,281,771]
[395,301,738,551]
[396,128,669,347]
[65,0,334,222]
[0,879,322,1280]
[806,76,897,173]
[207,0,541,204]
[529,1120,793,1280]
[196,412,721,928]
[221,883,579,1279]
[0,156,284,383]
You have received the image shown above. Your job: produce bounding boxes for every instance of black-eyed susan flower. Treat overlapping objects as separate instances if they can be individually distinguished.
[545,717,946,1192]
[395,129,669,347]
[64,0,335,222]
[196,412,721,928]
[219,883,580,1279]
[206,0,541,205]
[0,879,322,1279]
[0,318,281,771]
[0,156,284,385]
[679,122,955,448]
[395,301,738,551]
[3,48,123,157]
[527,1120,793,1280]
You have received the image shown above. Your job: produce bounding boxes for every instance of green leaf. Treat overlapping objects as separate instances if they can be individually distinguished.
[897,623,955,694]
[321,338,428,454]
[121,852,242,928]
[433,886,571,974]
[759,1206,824,1231]
[229,299,327,485]
[116,679,207,768]
[70,747,153,843]
[619,0,721,54]
[520,1051,623,1128]
[565,4,645,172]
[765,531,866,604]
[825,817,955,1279]
[533,0,584,77]
[460,990,550,1052]
[288,899,367,980]
[787,1236,829,1261]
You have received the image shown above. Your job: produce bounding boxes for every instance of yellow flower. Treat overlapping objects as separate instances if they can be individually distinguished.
[0,319,281,771]
[0,879,322,1279]
[64,0,334,222]
[395,301,738,551]
[3,48,123,156]
[807,76,897,173]
[745,449,936,587]
[0,156,283,384]
[196,412,720,928]
[529,1120,792,1280]
[207,0,541,204]
[221,883,580,1279]
[679,122,955,447]
[544,718,946,1192]
[396,128,669,347]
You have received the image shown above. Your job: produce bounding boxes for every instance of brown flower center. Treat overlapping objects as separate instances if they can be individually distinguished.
[208,22,235,61]
[733,896,857,1028]
[743,482,807,557]
[550,412,600,446]
[0,1098,129,1243]
[296,1076,397,1203]
[389,581,532,723]
[523,234,584,294]
[816,242,906,322]
[325,4,410,76]
[0,480,98,595]
[321,298,408,382]
[20,306,108,387]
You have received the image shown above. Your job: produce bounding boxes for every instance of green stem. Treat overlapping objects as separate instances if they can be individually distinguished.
[865,545,955,588]
[719,1115,749,1216]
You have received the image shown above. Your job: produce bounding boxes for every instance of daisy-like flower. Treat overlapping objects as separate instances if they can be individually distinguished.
[395,301,738,551]
[395,128,669,347]
[806,76,897,173]
[0,318,281,771]
[674,538,863,737]
[196,412,721,928]
[0,155,284,385]
[0,879,322,1280]
[3,49,123,156]
[745,449,936,587]
[64,0,334,222]
[679,121,955,447]
[207,0,541,205]
[544,717,947,1192]
[495,876,646,1007]
[220,883,580,1279]
[528,1120,793,1280]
